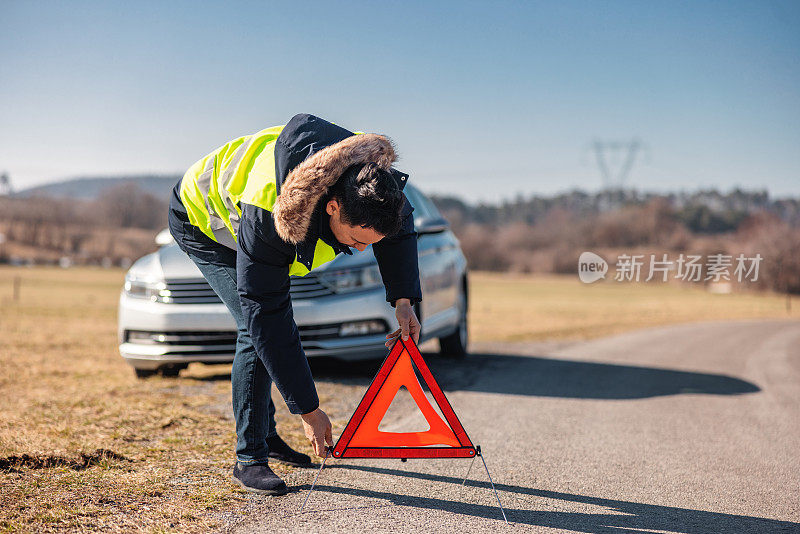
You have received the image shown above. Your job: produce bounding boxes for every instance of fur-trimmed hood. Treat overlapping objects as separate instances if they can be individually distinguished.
[272,131,397,245]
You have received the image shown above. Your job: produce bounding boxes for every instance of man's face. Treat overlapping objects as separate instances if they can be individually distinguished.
[326,198,385,252]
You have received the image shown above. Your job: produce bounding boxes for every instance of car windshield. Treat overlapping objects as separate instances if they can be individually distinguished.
[404,185,430,218]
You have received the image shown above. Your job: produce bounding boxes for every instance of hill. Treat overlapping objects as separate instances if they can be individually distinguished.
[14,175,180,201]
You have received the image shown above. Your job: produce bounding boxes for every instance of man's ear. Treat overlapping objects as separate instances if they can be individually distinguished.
[326,198,339,217]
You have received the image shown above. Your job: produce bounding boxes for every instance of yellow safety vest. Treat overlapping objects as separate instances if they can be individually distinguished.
[178,125,338,277]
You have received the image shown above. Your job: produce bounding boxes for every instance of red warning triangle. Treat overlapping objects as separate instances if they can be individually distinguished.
[332,336,476,459]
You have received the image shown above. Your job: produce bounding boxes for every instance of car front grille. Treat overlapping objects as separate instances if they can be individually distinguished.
[161,274,333,304]
[160,280,221,304]
[124,330,237,357]
[124,320,388,356]
[299,322,350,341]
[126,330,237,345]
[288,275,335,299]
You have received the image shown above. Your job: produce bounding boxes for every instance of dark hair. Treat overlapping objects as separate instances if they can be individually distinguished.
[326,162,404,236]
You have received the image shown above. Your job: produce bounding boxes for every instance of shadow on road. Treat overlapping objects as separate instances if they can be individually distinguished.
[194,349,759,400]
[308,463,796,533]
[306,350,760,400]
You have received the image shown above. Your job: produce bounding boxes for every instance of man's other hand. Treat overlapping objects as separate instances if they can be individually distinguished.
[385,298,421,348]
[300,408,333,457]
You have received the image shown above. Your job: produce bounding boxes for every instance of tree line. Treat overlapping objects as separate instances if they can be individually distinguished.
[1,183,798,294]
[430,189,800,294]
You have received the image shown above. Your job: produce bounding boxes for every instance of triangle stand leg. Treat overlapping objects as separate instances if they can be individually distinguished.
[299,447,331,513]
[476,446,509,525]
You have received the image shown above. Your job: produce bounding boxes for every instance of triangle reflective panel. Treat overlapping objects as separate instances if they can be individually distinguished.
[332,336,476,459]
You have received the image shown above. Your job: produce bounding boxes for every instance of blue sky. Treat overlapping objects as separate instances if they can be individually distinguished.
[1,1,798,202]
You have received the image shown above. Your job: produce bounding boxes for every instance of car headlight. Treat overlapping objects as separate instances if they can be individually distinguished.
[124,274,167,302]
[319,264,382,294]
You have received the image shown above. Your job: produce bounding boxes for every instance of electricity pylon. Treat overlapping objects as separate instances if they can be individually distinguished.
[591,139,645,189]
[0,172,11,196]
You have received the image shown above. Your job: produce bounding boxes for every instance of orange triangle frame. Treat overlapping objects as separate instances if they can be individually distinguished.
[332,336,476,459]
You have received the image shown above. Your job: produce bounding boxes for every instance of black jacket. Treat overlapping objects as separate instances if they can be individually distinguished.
[176,114,422,415]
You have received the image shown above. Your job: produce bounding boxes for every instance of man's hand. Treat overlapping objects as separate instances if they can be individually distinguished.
[385,298,421,348]
[300,408,333,457]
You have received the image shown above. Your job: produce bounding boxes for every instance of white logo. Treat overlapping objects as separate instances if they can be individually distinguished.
[578,252,608,283]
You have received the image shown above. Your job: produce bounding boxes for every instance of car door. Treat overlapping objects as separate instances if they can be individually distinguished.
[414,190,461,322]
[405,186,453,333]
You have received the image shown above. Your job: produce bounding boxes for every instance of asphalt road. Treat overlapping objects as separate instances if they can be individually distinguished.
[222,320,800,533]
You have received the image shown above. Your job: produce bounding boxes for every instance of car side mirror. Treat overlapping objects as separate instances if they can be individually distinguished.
[155,228,175,247]
[415,216,450,235]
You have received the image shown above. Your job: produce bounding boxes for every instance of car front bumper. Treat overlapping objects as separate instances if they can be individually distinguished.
[118,287,400,369]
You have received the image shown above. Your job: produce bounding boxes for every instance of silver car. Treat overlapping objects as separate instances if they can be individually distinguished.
[118,184,469,377]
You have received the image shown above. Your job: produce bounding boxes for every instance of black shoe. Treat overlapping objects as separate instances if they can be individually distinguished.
[267,435,312,467]
[232,462,288,495]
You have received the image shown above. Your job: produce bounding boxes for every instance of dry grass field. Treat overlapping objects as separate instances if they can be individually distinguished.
[0,266,314,532]
[468,271,797,342]
[0,266,796,532]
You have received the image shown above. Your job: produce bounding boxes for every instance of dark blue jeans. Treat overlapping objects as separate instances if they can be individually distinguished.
[168,207,276,465]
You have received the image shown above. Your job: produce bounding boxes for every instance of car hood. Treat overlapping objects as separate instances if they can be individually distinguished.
[131,243,379,281]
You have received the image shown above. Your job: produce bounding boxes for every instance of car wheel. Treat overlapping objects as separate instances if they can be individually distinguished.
[439,286,468,358]
[134,368,157,379]
[159,364,187,378]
